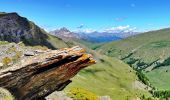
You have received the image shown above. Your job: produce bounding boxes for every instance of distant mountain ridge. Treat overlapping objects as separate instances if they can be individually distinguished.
[50,27,140,43]
[50,28,126,43]
[50,27,81,41]
[0,12,69,49]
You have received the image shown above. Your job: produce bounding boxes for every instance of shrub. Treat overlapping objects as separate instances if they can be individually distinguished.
[33,45,48,51]
[0,41,9,45]
[136,71,150,86]
[6,46,17,53]
[2,57,12,66]
[12,51,23,62]
[126,58,138,65]
[152,90,170,98]
[155,57,170,68]
[136,60,146,67]
[67,88,99,100]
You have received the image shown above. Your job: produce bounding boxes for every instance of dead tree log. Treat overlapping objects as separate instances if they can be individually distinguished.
[0,46,95,100]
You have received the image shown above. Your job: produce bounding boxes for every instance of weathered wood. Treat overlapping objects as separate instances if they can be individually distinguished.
[0,46,95,100]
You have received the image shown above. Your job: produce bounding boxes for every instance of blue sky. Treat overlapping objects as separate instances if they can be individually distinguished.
[0,0,170,32]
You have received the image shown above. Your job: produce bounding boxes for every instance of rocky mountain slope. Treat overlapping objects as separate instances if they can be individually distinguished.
[0,12,69,49]
[97,28,170,92]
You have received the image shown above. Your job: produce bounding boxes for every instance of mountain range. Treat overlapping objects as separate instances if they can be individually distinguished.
[50,27,139,43]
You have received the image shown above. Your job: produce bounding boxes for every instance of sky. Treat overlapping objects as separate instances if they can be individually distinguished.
[0,0,170,32]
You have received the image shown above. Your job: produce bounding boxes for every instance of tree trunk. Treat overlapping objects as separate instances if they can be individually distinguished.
[0,46,95,100]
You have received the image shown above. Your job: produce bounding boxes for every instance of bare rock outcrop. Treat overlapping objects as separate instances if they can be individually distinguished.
[0,46,95,100]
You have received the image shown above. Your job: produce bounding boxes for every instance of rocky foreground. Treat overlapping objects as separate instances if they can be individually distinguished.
[0,46,95,100]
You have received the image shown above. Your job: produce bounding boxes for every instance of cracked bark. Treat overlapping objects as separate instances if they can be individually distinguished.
[0,46,95,100]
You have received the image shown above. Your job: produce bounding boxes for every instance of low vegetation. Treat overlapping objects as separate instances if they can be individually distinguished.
[66,88,99,100]
[2,57,12,67]
[151,90,170,99]
[145,66,170,90]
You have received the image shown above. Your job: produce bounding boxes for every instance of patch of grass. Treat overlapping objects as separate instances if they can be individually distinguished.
[46,34,70,49]
[32,45,48,51]
[75,40,104,50]
[0,41,9,45]
[2,57,12,67]
[12,51,23,62]
[149,41,170,48]
[66,88,99,100]
[145,66,170,90]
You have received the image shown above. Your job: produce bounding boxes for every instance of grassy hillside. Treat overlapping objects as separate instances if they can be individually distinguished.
[97,28,170,91]
[98,28,170,62]
[26,21,70,49]
[65,54,151,100]
[75,39,104,50]
[45,33,70,49]
[145,66,170,90]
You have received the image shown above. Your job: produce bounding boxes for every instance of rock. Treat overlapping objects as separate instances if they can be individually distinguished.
[99,96,111,100]
[45,91,72,100]
[24,51,35,56]
[0,46,95,100]
[0,63,3,67]
[34,49,48,54]
[0,87,14,99]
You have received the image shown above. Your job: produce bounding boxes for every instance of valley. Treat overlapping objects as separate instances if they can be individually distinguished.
[97,28,170,99]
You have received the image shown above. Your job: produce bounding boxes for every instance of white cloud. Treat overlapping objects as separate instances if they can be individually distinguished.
[104,25,137,33]
[74,25,137,34]
[73,28,96,33]
[103,25,138,38]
